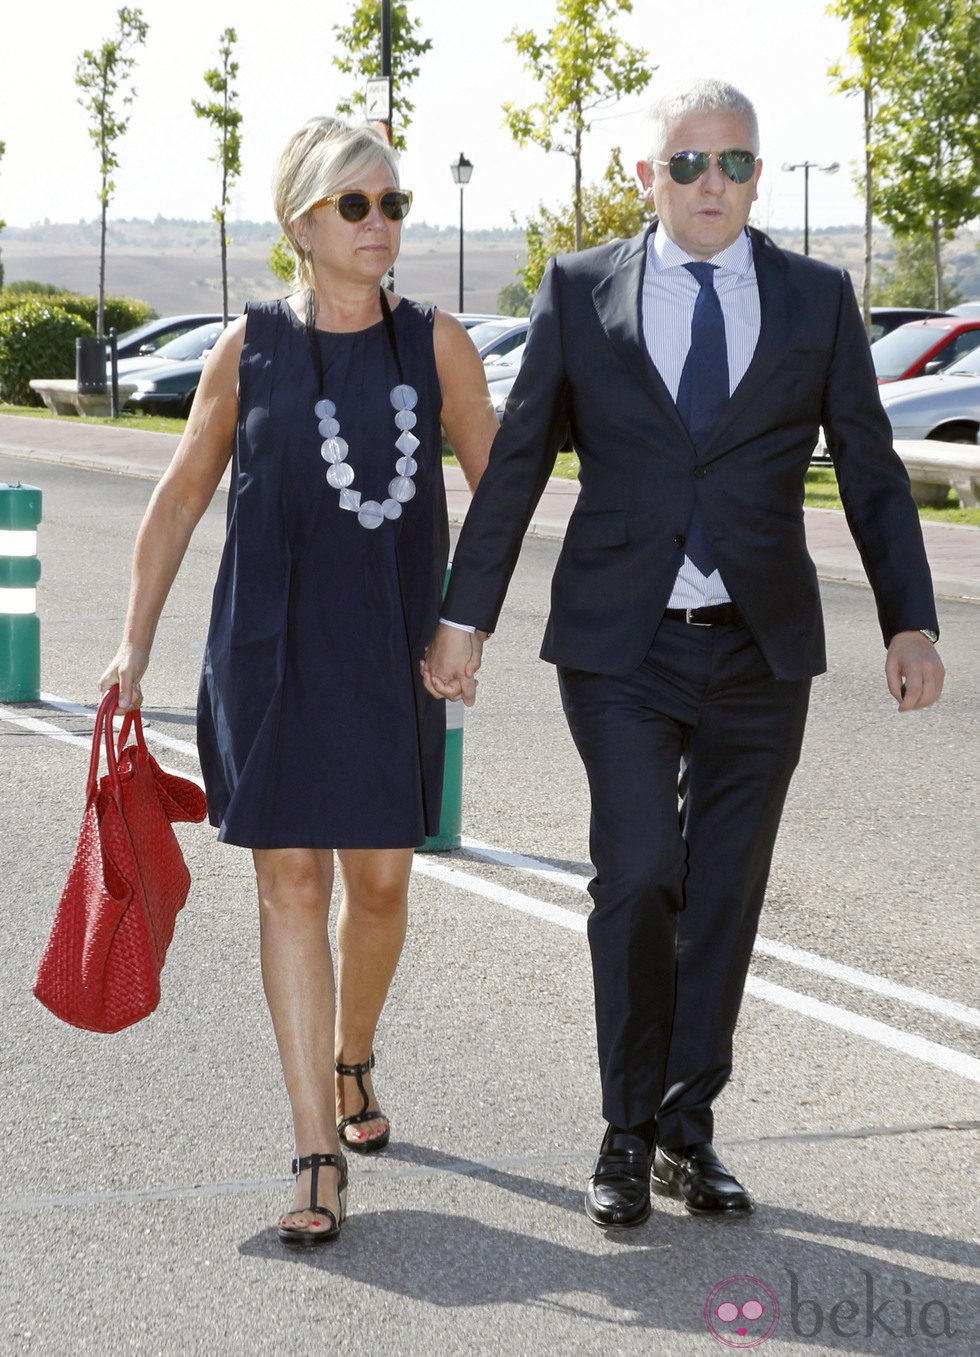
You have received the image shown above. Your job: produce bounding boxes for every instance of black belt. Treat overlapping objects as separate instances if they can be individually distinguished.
[663,603,743,627]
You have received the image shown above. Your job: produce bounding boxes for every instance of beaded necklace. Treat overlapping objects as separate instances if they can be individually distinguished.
[305,286,420,531]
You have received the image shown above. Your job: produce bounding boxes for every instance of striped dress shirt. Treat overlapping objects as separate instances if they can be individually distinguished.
[642,227,761,608]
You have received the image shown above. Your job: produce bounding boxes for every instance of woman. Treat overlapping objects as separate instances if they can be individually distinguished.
[100,116,496,1246]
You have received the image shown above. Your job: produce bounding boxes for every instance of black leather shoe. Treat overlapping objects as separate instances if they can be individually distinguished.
[585,1127,653,1228]
[653,1142,753,1215]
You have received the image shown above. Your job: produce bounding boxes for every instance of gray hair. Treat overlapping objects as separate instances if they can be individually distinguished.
[272,116,400,292]
[641,79,760,162]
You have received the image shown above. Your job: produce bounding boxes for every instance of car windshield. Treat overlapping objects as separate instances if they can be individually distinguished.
[154,323,224,361]
[943,345,980,377]
[485,342,526,371]
[466,320,518,350]
[871,325,951,378]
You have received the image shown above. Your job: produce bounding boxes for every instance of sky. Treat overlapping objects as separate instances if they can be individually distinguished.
[0,0,867,235]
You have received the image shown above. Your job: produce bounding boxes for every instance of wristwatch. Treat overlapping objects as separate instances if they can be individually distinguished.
[920,629,939,643]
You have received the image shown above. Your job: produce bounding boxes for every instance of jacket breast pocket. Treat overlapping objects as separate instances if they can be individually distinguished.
[564,509,629,550]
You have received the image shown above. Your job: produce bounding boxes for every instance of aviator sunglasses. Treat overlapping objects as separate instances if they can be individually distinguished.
[309,188,413,222]
[653,149,759,185]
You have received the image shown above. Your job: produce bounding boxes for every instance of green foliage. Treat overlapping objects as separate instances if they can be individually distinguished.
[192,28,243,323]
[331,2,432,152]
[75,7,149,335]
[503,0,652,250]
[872,234,965,307]
[518,147,649,293]
[1,281,63,298]
[0,290,153,331]
[872,0,980,307]
[268,233,295,288]
[0,301,95,405]
[497,281,533,317]
[828,0,979,310]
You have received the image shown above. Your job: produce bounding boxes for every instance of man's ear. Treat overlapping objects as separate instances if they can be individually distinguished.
[637,160,654,193]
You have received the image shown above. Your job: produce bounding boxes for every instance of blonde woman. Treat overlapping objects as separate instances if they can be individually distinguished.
[101,116,495,1245]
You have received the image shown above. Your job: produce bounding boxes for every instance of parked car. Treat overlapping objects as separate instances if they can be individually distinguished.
[878,344,980,443]
[484,342,527,421]
[453,312,510,330]
[122,320,230,416]
[114,313,225,359]
[870,316,980,383]
[868,306,947,343]
[467,317,530,362]
[948,300,980,317]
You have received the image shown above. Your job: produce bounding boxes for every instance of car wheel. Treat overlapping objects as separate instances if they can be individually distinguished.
[181,390,197,419]
[928,422,977,444]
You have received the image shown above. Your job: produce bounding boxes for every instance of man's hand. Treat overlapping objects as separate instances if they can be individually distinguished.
[421,625,486,707]
[885,631,945,711]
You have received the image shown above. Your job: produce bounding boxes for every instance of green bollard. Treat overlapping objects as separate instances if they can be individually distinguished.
[0,483,42,702]
[418,564,464,852]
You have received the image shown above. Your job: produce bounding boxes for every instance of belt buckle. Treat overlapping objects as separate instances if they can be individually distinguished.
[686,608,713,627]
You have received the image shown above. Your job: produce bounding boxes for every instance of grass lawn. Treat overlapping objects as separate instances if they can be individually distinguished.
[4,405,977,526]
[0,404,185,436]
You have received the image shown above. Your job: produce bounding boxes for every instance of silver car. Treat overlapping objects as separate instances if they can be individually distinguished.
[878,345,980,443]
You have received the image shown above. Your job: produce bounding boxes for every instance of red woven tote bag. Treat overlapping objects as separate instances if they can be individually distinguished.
[34,686,207,1033]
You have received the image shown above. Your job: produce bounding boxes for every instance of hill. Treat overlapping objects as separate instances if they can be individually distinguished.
[1,218,977,316]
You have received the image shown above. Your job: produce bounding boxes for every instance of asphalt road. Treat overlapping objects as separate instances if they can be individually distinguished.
[1,455,977,1356]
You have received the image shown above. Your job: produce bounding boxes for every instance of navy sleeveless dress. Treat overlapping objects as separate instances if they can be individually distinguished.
[197,297,449,849]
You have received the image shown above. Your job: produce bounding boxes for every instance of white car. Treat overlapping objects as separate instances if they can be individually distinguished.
[878,345,980,443]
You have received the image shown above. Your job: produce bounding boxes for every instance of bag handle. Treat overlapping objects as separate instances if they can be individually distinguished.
[87,685,147,804]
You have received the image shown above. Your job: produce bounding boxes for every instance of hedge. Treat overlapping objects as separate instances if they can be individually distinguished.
[0,287,154,334]
[0,300,95,405]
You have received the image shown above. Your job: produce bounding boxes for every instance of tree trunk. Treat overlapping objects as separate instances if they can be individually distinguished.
[98,175,108,342]
[932,219,943,311]
[219,210,228,326]
[862,83,873,329]
[573,106,583,253]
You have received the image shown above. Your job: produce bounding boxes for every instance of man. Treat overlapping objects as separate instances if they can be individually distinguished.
[423,80,943,1228]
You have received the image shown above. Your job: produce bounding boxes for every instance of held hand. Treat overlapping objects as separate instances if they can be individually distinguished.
[885,631,945,711]
[99,645,149,712]
[421,626,485,708]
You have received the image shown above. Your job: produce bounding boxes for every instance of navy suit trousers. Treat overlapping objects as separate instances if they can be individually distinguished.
[558,614,811,1146]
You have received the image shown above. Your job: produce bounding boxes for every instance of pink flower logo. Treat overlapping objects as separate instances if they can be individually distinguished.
[704,1276,780,1347]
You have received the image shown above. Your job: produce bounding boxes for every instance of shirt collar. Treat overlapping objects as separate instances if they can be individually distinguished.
[650,224,754,277]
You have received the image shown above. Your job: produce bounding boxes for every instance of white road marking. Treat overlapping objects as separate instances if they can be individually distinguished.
[414,856,980,1086]
[0,702,204,788]
[461,836,980,1032]
[6,694,977,1083]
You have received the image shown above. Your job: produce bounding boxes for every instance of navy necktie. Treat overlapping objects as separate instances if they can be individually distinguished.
[676,261,729,576]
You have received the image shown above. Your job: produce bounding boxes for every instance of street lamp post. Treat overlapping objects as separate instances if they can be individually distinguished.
[781,160,840,256]
[450,152,473,313]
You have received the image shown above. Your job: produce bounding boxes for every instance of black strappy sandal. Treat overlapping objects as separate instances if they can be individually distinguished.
[336,1054,391,1154]
[277,1151,348,1247]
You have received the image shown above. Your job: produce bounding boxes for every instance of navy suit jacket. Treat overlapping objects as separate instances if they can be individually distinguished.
[444,223,938,681]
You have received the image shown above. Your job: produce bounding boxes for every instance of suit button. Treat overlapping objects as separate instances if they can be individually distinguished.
[693,466,707,478]
[674,534,685,546]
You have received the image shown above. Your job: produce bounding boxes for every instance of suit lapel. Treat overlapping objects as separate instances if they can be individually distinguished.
[592,223,686,432]
[707,229,796,453]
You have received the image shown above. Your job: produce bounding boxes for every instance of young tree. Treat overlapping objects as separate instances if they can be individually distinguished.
[75,7,149,339]
[193,28,243,325]
[331,1,432,152]
[872,0,980,309]
[518,147,648,293]
[268,234,294,288]
[872,233,965,308]
[503,0,652,252]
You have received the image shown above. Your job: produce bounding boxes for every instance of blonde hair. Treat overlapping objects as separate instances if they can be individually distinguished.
[642,79,760,163]
[272,116,400,292]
